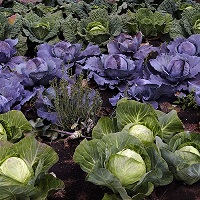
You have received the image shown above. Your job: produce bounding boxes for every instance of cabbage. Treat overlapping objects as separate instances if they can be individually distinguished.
[107,149,146,186]
[129,124,154,144]
[175,145,200,165]
[0,136,64,199]
[157,132,200,185]
[0,157,31,183]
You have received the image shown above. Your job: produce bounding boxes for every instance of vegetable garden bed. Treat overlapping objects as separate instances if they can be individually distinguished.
[47,103,200,200]
[0,0,200,200]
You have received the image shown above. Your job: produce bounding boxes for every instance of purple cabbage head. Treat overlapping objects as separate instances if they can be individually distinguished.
[0,39,18,63]
[37,41,100,67]
[107,32,143,54]
[9,56,61,86]
[149,53,200,85]
[107,32,159,60]
[84,53,142,91]
[167,34,200,56]
[37,41,101,77]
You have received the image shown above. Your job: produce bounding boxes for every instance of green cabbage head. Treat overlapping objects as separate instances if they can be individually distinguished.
[106,149,146,186]
[86,21,108,36]
[0,157,31,183]
[128,124,154,144]
[175,145,200,165]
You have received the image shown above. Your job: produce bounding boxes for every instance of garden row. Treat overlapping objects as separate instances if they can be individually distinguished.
[0,0,200,199]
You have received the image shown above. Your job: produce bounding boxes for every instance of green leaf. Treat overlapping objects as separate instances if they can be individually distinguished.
[109,14,123,36]
[0,110,32,142]
[32,174,64,200]
[12,136,58,171]
[146,146,173,186]
[16,33,28,56]
[158,110,184,143]
[87,168,132,200]
[0,184,36,200]
[92,117,117,139]
[177,163,200,185]
[6,14,23,38]
[73,139,102,174]
[62,15,78,43]
[116,98,161,135]
[102,193,122,200]
[170,19,186,39]
[23,11,62,43]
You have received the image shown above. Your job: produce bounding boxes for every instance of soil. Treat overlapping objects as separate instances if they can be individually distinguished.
[45,100,200,200]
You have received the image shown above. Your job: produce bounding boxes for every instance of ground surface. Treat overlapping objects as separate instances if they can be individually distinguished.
[46,103,200,200]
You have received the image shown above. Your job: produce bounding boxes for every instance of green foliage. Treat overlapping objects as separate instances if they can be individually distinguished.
[157,0,196,17]
[0,110,32,142]
[156,132,200,185]
[122,8,173,38]
[0,135,64,199]
[173,91,199,110]
[170,4,200,38]
[92,98,184,143]
[62,7,123,46]
[22,10,62,43]
[0,7,23,40]
[51,75,102,133]
[73,131,173,200]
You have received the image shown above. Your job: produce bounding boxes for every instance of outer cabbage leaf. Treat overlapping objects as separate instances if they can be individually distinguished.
[0,110,32,142]
[0,38,17,63]
[92,116,117,139]
[157,110,184,143]
[0,69,29,113]
[115,98,161,136]
[72,139,102,174]
[61,14,78,43]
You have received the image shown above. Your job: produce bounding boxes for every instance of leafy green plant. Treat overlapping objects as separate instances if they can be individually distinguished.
[22,8,63,44]
[156,132,200,185]
[170,4,200,38]
[122,7,173,39]
[73,127,173,199]
[73,98,187,199]
[0,8,23,40]
[0,135,64,199]
[92,98,184,143]
[62,7,123,46]
[0,110,32,142]
[51,75,102,135]
[173,90,199,110]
